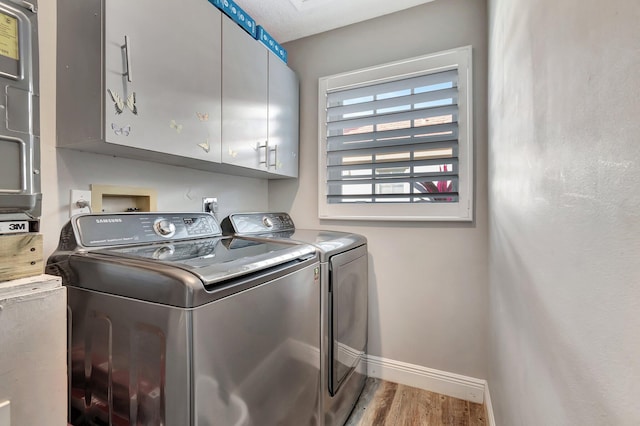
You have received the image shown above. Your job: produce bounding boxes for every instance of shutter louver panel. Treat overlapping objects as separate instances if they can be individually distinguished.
[325,70,459,204]
[327,122,458,148]
[326,70,458,105]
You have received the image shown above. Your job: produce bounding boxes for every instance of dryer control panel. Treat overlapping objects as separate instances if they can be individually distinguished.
[221,212,295,235]
[72,212,222,247]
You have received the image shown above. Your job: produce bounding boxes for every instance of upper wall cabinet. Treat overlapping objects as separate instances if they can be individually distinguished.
[57,0,299,179]
[57,0,222,165]
[268,54,299,178]
[103,0,222,162]
[221,18,269,172]
[221,19,299,178]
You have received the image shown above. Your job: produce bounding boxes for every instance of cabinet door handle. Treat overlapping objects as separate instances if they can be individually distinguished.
[122,35,133,82]
[258,141,268,167]
[269,144,278,169]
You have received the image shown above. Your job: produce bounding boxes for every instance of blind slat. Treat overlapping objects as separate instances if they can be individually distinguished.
[328,138,457,155]
[327,157,459,171]
[328,170,457,182]
[327,87,458,121]
[328,146,457,168]
[327,104,457,133]
[328,192,459,198]
[326,70,458,105]
[327,122,458,146]
[327,193,460,204]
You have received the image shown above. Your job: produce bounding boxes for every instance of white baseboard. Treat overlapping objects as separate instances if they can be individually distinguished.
[365,355,486,405]
[484,381,497,426]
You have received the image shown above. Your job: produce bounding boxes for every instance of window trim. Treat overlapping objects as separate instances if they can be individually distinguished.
[318,46,473,221]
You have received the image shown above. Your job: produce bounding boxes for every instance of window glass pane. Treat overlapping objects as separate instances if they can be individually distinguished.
[375,167,409,176]
[343,110,374,119]
[341,184,373,195]
[414,148,453,160]
[375,197,410,203]
[414,114,454,127]
[341,155,372,165]
[377,105,411,114]
[337,198,372,203]
[342,95,373,105]
[377,89,411,100]
[376,182,409,195]
[342,125,374,135]
[414,98,453,109]
[414,82,453,93]
[375,152,410,163]
[376,120,411,131]
[413,163,455,173]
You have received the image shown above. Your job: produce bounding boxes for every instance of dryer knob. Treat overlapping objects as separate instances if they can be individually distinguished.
[155,219,176,237]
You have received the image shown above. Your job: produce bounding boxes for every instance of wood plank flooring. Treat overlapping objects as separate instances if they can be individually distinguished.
[345,378,487,426]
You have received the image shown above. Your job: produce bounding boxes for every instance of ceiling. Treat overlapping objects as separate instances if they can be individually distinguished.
[238,0,436,43]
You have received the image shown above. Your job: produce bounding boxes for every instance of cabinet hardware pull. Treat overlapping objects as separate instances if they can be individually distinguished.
[122,35,133,82]
[258,141,268,167]
[269,144,278,169]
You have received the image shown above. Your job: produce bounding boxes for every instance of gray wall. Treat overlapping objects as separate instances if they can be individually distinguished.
[39,1,269,257]
[488,0,640,423]
[271,0,489,379]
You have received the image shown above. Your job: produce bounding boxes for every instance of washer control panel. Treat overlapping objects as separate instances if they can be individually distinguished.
[73,212,222,247]
[222,212,295,235]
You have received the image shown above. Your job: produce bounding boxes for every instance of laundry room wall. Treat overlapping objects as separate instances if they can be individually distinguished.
[39,1,269,257]
[270,0,489,379]
[488,0,640,423]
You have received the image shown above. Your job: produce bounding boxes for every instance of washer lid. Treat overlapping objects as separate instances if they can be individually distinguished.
[95,236,317,285]
[57,237,317,307]
[48,212,319,307]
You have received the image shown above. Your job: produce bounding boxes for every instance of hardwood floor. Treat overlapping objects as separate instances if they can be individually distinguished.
[345,378,487,426]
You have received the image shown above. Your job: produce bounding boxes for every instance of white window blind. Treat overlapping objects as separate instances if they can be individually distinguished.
[326,70,459,204]
[318,46,473,221]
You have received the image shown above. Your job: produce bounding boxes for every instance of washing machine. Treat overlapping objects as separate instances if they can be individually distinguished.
[221,212,368,426]
[46,212,321,426]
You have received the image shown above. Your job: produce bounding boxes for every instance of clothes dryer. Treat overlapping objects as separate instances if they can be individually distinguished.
[222,212,368,426]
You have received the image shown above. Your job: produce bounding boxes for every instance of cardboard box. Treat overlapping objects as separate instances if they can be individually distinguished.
[256,25,287,63]
[208,0,256,38]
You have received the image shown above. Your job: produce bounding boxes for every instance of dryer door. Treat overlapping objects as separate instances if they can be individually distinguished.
[329,245,368,396]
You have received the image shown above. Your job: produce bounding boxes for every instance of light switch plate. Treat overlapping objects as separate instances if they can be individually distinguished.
[0,400,10,426]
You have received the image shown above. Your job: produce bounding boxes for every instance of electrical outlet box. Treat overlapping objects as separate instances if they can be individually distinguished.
[203,197,218,214]
[69,189,92,217]
[0,400,10,426]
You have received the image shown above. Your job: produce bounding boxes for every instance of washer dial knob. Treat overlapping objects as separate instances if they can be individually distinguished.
[154,219,176,238]
[262,216,274,229]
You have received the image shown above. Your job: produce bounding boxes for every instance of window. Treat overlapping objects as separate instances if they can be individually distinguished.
[318,46,473,221]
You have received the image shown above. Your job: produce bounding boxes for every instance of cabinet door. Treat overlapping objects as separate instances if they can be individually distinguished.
[221,18,269,171]
[268,55,299,178]
[104,0,222,162]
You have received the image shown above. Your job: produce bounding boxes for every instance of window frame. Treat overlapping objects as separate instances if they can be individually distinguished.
[318,46,473,221]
